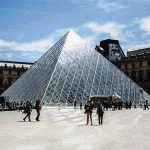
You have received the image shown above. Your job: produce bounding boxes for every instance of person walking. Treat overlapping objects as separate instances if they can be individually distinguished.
[84,101,93,125]
[97,103,104,125]
[35,100,42,121]
[23,101,32,122]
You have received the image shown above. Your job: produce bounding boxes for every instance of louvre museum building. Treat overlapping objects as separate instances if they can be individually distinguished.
[1,30,150,104]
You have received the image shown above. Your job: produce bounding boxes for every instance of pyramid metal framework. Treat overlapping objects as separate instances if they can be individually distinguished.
[2,30,150,104]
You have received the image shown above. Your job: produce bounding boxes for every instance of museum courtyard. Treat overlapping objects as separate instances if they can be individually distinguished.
[0,107,150,150]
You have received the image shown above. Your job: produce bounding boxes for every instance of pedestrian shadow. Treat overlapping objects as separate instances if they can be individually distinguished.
[17,121,37,122]
[78,124,100,126]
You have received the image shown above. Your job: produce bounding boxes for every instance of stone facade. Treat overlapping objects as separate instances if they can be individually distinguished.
[115,53,150,94]
[0,61,33,94]
[96,40,150,95]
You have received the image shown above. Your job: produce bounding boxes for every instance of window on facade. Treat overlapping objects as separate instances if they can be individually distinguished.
[8,77,12,85]
[148,88,150,94]
[131,71,136,80]
[0,69,2,74]
[139,62,142,67]
[17,71,20,76]
[0,90,3,94]
[127,64,131,69]
[132,63,135,68]
[4,80,8,85]
[0,77,3,85]
[117,65,121,68]
[9,70,11,75]
[125,71,129,76]
[146,69,150,81]
[138,70,143,82]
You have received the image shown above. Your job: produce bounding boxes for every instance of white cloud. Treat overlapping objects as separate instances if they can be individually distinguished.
[0,28,72,54]
[137,16,150,35]
[127,42,150,51]
[83,21,125,40]
[96,1,127,13]
[0,23,136,60]
[0,37,54,53]
[84,34,99,44]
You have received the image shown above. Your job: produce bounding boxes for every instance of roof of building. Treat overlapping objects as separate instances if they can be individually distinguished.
[0,60,33,68]
[127,48,150,57]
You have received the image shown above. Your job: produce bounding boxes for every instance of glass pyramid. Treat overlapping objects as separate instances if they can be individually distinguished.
[2,30,150,104]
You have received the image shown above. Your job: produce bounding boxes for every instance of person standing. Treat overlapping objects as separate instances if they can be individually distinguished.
[125,101,128,109]
[80,102,82,110]
[97,103,104,125]
[129,100,132,109]
[145,100,149,110]
[35,100,42,121]
[84,101,93,125]
[19,101,23,112]
[23,101,32,122]
[74,100,77,109]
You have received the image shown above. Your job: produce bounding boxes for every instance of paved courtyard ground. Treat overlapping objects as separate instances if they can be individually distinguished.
[0,107,150,150]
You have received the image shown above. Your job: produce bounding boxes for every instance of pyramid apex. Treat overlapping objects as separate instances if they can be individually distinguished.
[65,29,84,42]
[67,29,78,36]
[68,29,75,33]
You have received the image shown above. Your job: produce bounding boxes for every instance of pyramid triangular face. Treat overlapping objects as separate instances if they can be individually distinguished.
[1,32,69,102]
[2,30,150,103]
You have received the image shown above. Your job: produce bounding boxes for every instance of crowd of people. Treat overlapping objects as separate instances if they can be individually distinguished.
[1,98,149,124]
[82,99,149,126]
[0,99,42,122]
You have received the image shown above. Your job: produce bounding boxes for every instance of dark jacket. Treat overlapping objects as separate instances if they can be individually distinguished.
[84,104,93,113]
[25,105,32,114]
[97,105,104,115]
[35,100,42,111]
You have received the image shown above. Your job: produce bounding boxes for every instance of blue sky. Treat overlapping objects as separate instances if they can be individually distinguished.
[0,0,150,62]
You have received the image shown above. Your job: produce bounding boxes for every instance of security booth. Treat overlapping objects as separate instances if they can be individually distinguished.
[90,94,123,110]
[112,93,122,103]
[89,95,112,106]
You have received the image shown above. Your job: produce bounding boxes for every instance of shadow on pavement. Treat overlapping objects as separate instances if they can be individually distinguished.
[18,121,37,122]
[78,124,100,126]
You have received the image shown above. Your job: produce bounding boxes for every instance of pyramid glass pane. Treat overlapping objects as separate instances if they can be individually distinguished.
[1,32,69,102]
[2,30,150,104]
